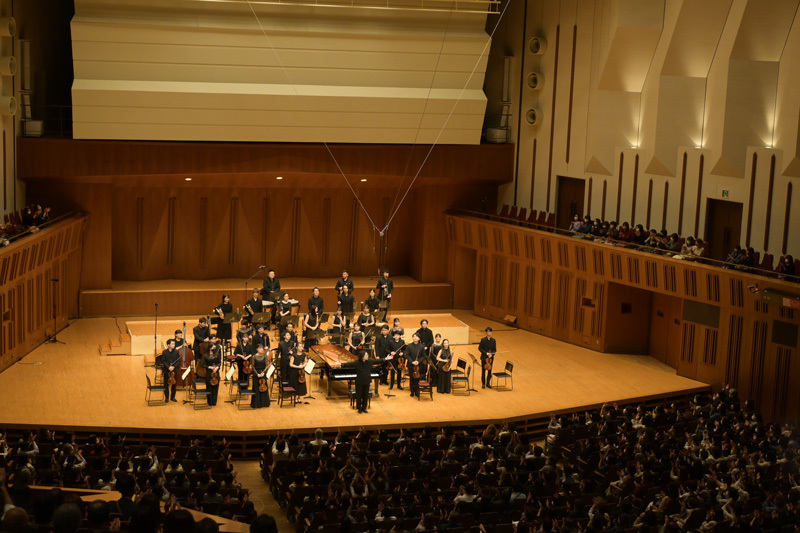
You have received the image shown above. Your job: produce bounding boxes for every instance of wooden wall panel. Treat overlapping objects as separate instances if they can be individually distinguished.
[0,215,87,372]
[448,213,800,422]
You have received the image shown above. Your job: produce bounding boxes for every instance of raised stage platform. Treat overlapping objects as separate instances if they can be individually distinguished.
[0,309,709,457]
[80,276,452,317]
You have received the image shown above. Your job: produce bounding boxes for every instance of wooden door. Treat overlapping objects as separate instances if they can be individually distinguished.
[704,199,743,261]
[556,176,585,230]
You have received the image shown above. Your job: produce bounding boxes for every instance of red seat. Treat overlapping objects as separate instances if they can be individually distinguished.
[498,204,510,217]
[516,207,527,222]
[508,206,518,219]
[758,253,773,271]
[527,209,539,224]
[545,212,556,227]
[535,211,547,226]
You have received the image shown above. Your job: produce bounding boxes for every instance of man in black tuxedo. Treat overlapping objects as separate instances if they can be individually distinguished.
[161,339,181,402]
[341,350,393,414]
[478,327,497,389]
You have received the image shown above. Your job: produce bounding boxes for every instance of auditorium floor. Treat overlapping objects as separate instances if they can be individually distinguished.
[0,309,708,435]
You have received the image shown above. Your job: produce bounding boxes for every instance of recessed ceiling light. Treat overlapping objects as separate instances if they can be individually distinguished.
[185,177,192,181]
[360,179,367,182]
[276,176,283,180]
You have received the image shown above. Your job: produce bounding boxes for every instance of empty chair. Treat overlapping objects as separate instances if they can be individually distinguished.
[418,368,434,401]
[452,365,471,395]
[498,204,510,217]
[493,361,514,391]
[527,209,539,224]
[545,212,556,228]
[508,206,518,219]
[145,374,167,406]
[536,210,547,226]
[451,358,467,378]
[758,253,774,271]
[516,207,527,223]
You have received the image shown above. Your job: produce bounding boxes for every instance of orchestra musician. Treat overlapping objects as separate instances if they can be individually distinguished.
[338,285,355,314]
[288,345,308,402]
[387,330,405,390]
[374,324,392,385]
[391,317,404,337]
[308,287,324,316]
[405,333,426,398]
[278,330,296,380]
[213,294,233,346]
[161,339,181,402]
[340,349,394,414]
[415,319,434,353]
[347,322,366,355]
[356,305,375,331]
[429,333,443,383]
[277,292,294,334]
[236,317,254,347]
[250,344,270,409]
[478,327,497,389]
[364,289,379,314]
[192,317,211,354]
[436,338,452,394]
[234,335,253,390]
[262,269,282,323]
[173,329,186,349]
[284,322,298,344]
[335,269,354,295]
[377,269,393,310]
[202,343,222,406]
[245,288,263,318]
[303,308,321,350]
[328,308,348,345]
[252,324,270,353]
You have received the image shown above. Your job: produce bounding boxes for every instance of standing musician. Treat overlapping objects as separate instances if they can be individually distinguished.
[262,269,282,323]
[364,289,380,314]
[173,329,187,348]
[236,317,254,347]
[335,269,354,295]
[284,322,299,344]
[328,309,348,345]
[192,317,211,354]
[405,333,426,398]
[436,338,453,394]
[338,285,355,314]
[250,345,271,409]
[288,345,308,403]
[429,333,443,383]
[375,324,392,385]
[278,330,296,381]
[277,293,294,334]
[308,287,324,316]
[245,288,263,318]
[387,330,405,390]
[303,308,321,350]
[391,317,404,337]
[377,269,394,310]
[415,320,435,353]
[341,349,394,414]
[478,327,497,389]
[234,335,253,390]
[347,322,366,355]
[161,339,181,403]
[213,294,234,347]
[202,343,222,406]
[356,305,375,330]
[252,324,270,353]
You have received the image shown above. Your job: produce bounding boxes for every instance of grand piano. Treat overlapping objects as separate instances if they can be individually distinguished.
[310,344,383,397]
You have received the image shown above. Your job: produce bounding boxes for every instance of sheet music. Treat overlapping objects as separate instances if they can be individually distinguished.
[181,367,192,380]
[266,364,276,379]
[226,366,236,380]
[304,359,316,374]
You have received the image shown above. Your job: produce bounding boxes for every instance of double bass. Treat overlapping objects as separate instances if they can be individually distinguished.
[177,321,194,386]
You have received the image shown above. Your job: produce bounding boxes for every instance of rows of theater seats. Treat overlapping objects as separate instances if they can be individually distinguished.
[261,389,799,533]
[496,205,556,229]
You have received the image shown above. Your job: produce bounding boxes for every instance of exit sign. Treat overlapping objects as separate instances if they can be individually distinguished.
[722,190,729,198]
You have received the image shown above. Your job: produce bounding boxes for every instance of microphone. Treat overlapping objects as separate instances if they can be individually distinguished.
[50,278,59,282]
[259,265,266,269]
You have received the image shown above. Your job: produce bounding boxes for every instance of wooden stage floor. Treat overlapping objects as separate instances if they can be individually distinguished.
[0,310,708,436]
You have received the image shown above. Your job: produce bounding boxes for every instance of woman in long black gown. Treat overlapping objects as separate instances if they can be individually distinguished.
[203,344,222,405]
[288,347,308,403]
[436,339,452,394]
[250,345,271,409]
[214,294,233,347]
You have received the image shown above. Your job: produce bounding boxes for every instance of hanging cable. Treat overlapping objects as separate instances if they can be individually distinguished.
[381,0,512,235]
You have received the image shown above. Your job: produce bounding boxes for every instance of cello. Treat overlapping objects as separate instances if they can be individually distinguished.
[177,321,195,386]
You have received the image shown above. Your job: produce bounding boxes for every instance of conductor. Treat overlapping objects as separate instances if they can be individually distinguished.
[340,350,393,414]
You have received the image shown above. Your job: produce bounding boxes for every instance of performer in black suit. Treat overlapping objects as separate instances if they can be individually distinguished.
[192,317,211,354]
[341,350,394,414]
[364,289,380,313]
[405,333,426,398]
[278,330,296,381]
[234,335,253,390]
[213,294,233,346]
[202,344,222,406]
[387,330,405,390]
[415,320,434,352]
[375,325,392,385]
[335,270,354,294]
[377,269,393,310]
[308,287,324,316]
[252,324,270,354]
[478,327,497,389]
[161,339,181,402]
[338,285,355,314]
[245,288,263,318]
[261,269,281,298]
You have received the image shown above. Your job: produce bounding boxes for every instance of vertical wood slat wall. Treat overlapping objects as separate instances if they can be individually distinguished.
[0,215,87,372]
[447,214,800,423]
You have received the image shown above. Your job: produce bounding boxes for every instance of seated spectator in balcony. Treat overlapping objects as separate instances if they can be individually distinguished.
[724,245,744,269]
[736,247,755,271]
[681,236,698,257]
[631,225,647,246]
[643,229,661,250]
[617,222,632,242]
[777,254,796,280]
[568,214,582,232]
[590,219,605,238]
[575,216,592,237]
[665,233,682,254]
[606,221,619,240]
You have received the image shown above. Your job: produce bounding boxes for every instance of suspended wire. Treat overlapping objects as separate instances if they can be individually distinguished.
[381,0,512,234]
[387,3,458,220]
[244,0,380,233]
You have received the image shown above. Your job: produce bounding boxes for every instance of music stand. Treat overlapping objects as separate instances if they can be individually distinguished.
[251,312,271,326]
[466,352,479,392]
[269,291,286,302]
[303,359,317,401]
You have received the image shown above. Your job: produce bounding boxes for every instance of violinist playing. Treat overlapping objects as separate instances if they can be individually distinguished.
[250,344,271,409]
[161,338,181,403]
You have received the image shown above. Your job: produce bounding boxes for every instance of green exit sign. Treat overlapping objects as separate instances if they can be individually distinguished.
[722,190,729,198]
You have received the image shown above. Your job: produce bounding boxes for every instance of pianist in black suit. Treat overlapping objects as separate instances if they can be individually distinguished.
[340,350,393,414]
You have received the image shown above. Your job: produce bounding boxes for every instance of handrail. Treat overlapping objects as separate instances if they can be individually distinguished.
[3,211,83,246]
[449,209,800,284]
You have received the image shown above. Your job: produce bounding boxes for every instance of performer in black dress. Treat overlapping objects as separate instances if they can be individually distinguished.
[288,346,308,402]
[245,288,263,319]
[161,339,181,402]
[250,345,271,409]
[377,269,393,311]
[277,292,293,335]
[478,327,497,389]
[303,309,321,350]
[308,287,324,316]
[348,322,366,355]
[335,269,354,294]
[213,294,233,346]
[436,339,452,394]
[429,333,443,385]
[364,289,380,313]
[328,309,348,344]
[202,344,222,406]
[387,330,405,390]
[338,285,355,314]
[405,333,426,398]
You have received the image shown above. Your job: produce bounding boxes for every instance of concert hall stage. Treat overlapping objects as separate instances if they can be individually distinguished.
[80,276,452,317]
[0,309,709,456]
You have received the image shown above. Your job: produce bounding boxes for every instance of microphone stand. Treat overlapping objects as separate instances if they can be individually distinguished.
[46,278,66,344]
[153,302,159,364]
[245,265,266,302]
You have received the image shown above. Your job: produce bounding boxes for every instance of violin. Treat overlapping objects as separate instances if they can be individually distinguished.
[442,353,452,372]
[210,369,220,386]
[243,356,252,374]
[484,353,494,370]
[259,375,267,393]
[168,371,176,385]
[412,363,420,379]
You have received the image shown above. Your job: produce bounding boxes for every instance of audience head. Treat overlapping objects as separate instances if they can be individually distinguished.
[52,503,82,533]
[250,514,279,533]
[163,509,195,533]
